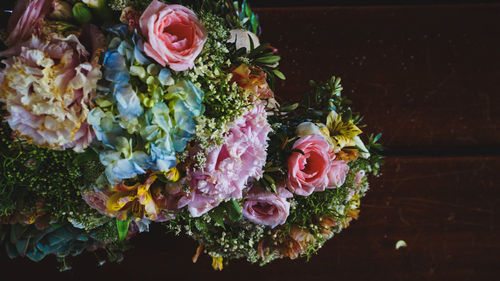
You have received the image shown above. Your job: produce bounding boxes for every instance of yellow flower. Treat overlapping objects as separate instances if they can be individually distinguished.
[325,111,362,152]
[163,167,180,182]
[106,174,160,221]
[211,256,223,271]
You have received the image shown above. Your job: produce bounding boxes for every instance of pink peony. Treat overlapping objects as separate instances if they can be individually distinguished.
[0,25,104,152]
[327,160,350,188]
[180,102,271,217]
[242,187,292,228]
[0,0,52,57]
[287,134,331,196]
[139,0,206,71]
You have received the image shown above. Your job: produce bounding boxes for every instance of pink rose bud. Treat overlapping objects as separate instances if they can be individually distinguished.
[139,0,207,71]
[327,160,350,188]
[242,187,292,228]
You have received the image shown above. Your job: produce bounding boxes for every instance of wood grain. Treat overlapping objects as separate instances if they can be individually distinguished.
[2,156,498,280]
[257,5,500,154]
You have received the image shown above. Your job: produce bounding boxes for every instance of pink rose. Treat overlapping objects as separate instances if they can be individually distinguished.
[139,0,206,71]
[242,187,292,228]
[287,134,331,196]
[327,160,350,188]
[0,0,52,57]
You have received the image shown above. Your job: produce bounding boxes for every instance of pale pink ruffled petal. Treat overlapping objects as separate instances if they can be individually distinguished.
[182,102,271,217]
[0,27,102,152]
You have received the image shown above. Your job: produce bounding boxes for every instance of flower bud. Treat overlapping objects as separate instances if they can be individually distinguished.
[72,3,92,24]
[49,0,73,21]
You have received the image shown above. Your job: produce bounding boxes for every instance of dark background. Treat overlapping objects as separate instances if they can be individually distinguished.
[1,0,499,280]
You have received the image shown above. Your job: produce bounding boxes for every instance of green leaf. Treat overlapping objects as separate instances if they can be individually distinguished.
[280,103,299,112]
[248,34,255,51]
[248,43,271,58]
[194,219,207,232]
[272,69,286,80]
[116,217,131,242]
[244,1,252,17]
[73,148,98,166]
[255,56,281,64]
[224,199,242,222]
[269,182,277,193]
[209,207,226,229]
[250,14,259,34]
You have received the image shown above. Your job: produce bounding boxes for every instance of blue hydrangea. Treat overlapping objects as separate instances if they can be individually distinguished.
[89,25,204,185]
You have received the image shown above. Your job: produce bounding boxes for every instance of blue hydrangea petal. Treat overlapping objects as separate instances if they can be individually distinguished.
[147,143,177,171]
[103,51,129,83]
[158,69,174,86]
[105,157,147,185]
[150,103,173,133]
[114,84,143,119]
[88,108,123,149]
[180,80,204,116]
[99,151,122,166]
[134,45,151,65]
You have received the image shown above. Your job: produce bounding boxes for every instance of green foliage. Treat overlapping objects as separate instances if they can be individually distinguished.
[163,208,265,262]
[233,0,260,34]
[287,188,350,228]
[0,113,105,221]
[116,217,131,241]
[208,199,243,228]
[90,219,120,244]
[166,0,260,33]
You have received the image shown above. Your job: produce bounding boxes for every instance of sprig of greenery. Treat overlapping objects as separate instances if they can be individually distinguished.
[0,110,105,222]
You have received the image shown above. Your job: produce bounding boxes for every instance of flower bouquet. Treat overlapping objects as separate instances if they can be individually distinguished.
[0,0,382,270]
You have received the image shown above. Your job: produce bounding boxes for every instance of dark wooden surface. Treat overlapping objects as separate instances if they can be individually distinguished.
[1,2,500,281]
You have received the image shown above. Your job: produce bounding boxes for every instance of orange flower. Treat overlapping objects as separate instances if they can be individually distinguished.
[231,64,274,99]
[280,226,316,259]
[317,216,338,238]
[336,148,359,162]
